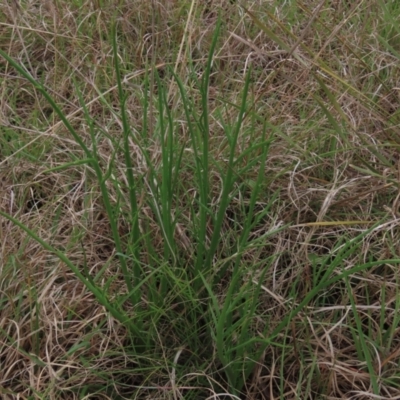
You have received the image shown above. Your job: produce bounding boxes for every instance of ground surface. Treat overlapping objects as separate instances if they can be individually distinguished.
[1,1,400,399]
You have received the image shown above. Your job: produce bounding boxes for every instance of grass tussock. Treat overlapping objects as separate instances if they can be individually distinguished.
[1,0,400,398]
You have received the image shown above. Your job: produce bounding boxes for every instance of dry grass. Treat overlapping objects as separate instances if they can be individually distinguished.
[1,0,400,399]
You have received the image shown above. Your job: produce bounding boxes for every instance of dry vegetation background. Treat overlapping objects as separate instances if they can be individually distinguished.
[1,0,400,399]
